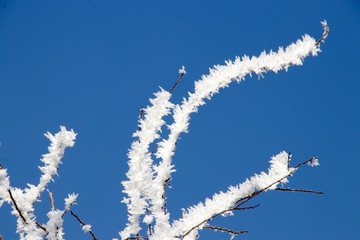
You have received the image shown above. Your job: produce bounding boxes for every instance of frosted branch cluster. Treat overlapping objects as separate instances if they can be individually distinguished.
[120,23,326,240]
[0,127,77,240]
[0,21,327,240]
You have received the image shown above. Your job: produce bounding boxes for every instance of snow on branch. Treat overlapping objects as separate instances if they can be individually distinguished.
[121,89,174,238]
[120,21,327,240]
[169,152,296,239]
[0,126,77,240]
[0,21,327,240]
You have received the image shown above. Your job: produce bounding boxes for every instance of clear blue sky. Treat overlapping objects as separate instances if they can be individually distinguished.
[0,0,359,239]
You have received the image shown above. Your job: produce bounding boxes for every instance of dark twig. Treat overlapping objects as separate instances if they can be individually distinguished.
[234,204,260,211]
[0,233,4,240]
[162,178,171,214]
[145,208,152,236]
[150,146,159,155]
[8,189,27,224]
[203,226,248,235]
[275,188,324,195]
[169,73,185,93]
[70,210,98,240]
[36,222,47,233]
[5,166,47,233]
[139,106,144,132]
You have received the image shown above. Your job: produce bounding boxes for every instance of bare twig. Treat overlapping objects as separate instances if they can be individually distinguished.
[150,146,159,155]
[35,222,47,233]
[180,156,318,239]
[234,204,260,211]
[169,72,185,93]
[0,233,4,240]
[275,188,324,195]
[48,190,55,211]
[70,210,98,240]
[203,226,248,235]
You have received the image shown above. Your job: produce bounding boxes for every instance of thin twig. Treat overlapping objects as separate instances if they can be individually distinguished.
[203,226,248,235]
[70,210,98,240]
[8,189,27,224]
[150,146,159,155]
[161,178,171,214]
[35,222,47,233]
[139,106,144,131]
[275,188,324,195]
[234,204,260,211]
[0,233,4,240]
[126,237,149,240]
[180,156,318,239]
[316,22,329,46]
[48,190,55,211]
[169,73,185,93]
[145,208,152,236]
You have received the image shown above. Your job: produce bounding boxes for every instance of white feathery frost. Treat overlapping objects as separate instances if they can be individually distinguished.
[0,126,77,240]
[82,224,92,233]
[120,24,325,240]
[0,21,327,240]
[179,65,187,75]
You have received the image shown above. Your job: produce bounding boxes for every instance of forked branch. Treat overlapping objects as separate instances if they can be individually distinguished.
[180,157,321,240]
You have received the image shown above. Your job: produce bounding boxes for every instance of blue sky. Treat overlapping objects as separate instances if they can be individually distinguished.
[0,0,359,239]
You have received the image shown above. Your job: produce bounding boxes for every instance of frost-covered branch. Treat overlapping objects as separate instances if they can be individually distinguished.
[0,21,327,240]
[0,126,77,240]
[121,89,175,238]
[120,22,327,240]
[176,155,319,240]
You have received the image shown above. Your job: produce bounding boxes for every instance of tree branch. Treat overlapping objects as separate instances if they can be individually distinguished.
[139,106,144,132]
[275,188,324,195]
[8,189,27,224]
[180,157,318,239]
[70,210,98,240]
[316,20,329,46]
[234,204,260,211]
[203,226,248,235]
[169,72,185,93]
[35,222,47,233]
